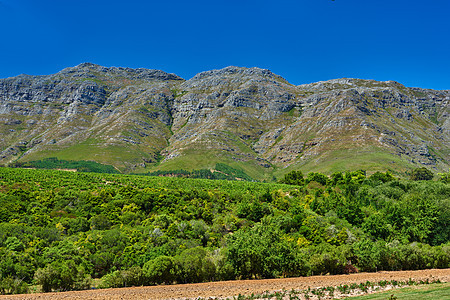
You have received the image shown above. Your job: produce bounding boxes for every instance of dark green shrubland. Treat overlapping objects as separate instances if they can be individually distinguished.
[0,167,448,294]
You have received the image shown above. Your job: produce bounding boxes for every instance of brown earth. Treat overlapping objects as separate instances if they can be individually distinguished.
[2,269,449,300]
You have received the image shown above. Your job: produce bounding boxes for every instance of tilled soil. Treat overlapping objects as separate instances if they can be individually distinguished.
[2,269,449,300]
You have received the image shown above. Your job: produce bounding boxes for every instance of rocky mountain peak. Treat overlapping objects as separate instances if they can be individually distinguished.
[59,63,184,82]
[191,66,278,79]
[0,64,448,176]
[298,78,408,92]
[182,66,289,90]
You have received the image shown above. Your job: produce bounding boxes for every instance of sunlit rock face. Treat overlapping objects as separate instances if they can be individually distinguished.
[0,64,448,175]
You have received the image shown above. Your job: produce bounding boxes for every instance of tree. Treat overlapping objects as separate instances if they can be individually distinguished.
[143,256,176,285]
[369,171,395,183]
[410,167,434,181]
[174,247,215,283]
[0,276,28,295]
[279,171,304,186]
[361,213,393,240]
[34,260,91,292]
[227,223,307,279]
[437,169,450,183]
[306,172,328,186]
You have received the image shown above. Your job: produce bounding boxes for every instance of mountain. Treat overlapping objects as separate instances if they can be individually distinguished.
[0,63,448,180]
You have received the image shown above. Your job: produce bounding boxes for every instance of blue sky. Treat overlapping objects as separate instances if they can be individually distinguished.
[0,0,449,89]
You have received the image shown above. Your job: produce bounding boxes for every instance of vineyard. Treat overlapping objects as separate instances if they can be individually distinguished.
[0,167,448,294]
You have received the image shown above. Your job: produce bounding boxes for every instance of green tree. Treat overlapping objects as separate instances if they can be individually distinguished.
[437,169,450,183]
[306,172,328,186]
[175,247,215,283]
[143,256,176,285]
[308,243,350,275]
[353,240,389,272]
[0,276,28,295]
[410,167,434,181]
[279,171,304,186]
[34,260,91,292]
[399,193,438,243]
[362,212,393,240]
[369,171,395,183]
[227,223,307,279]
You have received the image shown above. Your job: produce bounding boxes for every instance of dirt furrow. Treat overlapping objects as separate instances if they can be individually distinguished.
[2,269,449,300]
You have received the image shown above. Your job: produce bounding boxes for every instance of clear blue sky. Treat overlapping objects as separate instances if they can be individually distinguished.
[0,0,449,90]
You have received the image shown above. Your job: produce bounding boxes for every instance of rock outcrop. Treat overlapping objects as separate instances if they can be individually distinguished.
[0,64,448,178]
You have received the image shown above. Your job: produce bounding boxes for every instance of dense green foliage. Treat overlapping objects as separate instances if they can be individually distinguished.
[11,157,119,174]
[438,169,450,183]
[279,170,304,185]
[0,167,448,294]
[410,167,434,181]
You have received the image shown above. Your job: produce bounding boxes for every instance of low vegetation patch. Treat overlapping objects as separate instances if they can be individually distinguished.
[11,157,119,173]
[142,163,254,181]
[350,282,449,300]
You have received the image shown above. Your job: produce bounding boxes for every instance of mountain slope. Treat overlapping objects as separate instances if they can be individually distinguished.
[0,63,183,172]
[0,64,448,178]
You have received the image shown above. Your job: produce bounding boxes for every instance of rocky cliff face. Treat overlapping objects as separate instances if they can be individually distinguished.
[0,63,448,178]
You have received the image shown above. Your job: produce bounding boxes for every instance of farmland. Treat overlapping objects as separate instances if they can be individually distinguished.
[2,269,449,299]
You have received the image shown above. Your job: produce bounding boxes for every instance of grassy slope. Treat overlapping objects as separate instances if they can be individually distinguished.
[270,145,418,180]
[151,150,273,181]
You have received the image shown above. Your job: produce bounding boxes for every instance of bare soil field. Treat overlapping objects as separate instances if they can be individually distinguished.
[2,269,449,300]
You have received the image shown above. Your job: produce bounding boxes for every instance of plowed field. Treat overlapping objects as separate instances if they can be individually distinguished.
[2,269,449,300]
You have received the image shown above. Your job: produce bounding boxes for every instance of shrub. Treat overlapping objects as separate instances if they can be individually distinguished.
[99,266,144,288]
[369,171,395,184]
[306,172,328,186]
[279,171,304,186]
[175,247,216,283]
[143,256,176,285]
[0,276,28,295]
[122,266,144,287]
[34,261,91,292]
[308,243,349,275]
[410,167,434,181]
[99,271,123,288]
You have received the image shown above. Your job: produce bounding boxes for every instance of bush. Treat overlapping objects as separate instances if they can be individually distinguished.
[369,171,395,184]
[34,261,91,292]
[99,271,123,289]
[90,214,111,230]
[410,167,434,181]
[0,276,28,295]
[175,247,216,283]
[438,169,450,183]
[308,243,350,275]
[215,259,236,281]
[143,256,176,285]
[306,172,328,186]
[236,200,271,222]
[227,223,307,279]
[34,263,61,292]
[279,171,304,186]
[353,240,389,272]
[122,266,144,287]
[99,266,144,288]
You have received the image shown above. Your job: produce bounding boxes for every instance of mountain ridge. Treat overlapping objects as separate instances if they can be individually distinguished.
[0,64,448,180]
